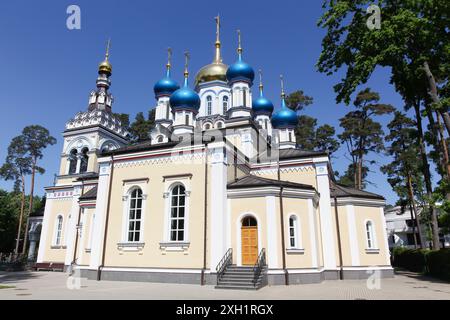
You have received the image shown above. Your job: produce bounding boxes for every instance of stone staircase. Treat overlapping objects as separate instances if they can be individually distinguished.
[215,265,268,290]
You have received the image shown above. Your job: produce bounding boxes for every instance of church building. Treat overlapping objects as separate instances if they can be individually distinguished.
[36,18,393,289]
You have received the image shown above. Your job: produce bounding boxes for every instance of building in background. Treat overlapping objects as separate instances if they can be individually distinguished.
[385,206,450,250]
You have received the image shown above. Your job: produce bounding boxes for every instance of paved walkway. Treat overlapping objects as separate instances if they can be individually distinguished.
[0,270,449,300]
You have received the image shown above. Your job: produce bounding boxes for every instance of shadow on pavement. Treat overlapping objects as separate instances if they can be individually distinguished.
[0,271,46,285]
[394,269,450,285]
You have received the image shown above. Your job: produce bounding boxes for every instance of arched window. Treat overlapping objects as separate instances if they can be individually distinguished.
[68,149,78,175]
[79,148,89,173]
[366,221,376,249]
[204,124,211,130]
[170,185,186,242]
[242,216,257,227]
[128,188,143,242]
[217,122,223,129]
[223,96,229,114]
[289,216,299,248]
[207,96,213,115]
[157,136,164,143]
[55,215,63,246]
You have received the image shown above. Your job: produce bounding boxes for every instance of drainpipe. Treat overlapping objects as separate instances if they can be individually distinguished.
[71,183,85,272]
[277,164,288,285]
[333,196,344,280]
[97,154,115,281]
[201,142,209,285]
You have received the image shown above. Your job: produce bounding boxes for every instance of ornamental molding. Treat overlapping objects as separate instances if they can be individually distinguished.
[65,109,129,138]
[251,165,314,176]
[113,152,205,168]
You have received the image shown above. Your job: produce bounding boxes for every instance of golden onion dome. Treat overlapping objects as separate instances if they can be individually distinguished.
[195,15,229,86]
[195,62,228,86]
[98,59,112,75]
[98,39,112,75]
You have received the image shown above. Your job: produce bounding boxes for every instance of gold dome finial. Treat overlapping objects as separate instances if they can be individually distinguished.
[184,51,190,78]
[237,29,242,55]
[280,74,286,98]
[105,39,111,61]
[167,47,172,70]
[214,14,222,63]
[99,39,112,74]
[259,69,263,92]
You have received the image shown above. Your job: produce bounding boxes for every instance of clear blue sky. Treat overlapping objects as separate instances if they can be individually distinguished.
[0,0,435,205]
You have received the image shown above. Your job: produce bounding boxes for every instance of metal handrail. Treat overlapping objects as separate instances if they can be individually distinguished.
[216,248,233,285]
[252,248,266,286]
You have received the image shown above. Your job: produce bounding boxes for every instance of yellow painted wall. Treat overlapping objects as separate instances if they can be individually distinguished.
[41,199,72,263]
[102,157,208,269]
[354,206,389,266]
[283,198,315,269]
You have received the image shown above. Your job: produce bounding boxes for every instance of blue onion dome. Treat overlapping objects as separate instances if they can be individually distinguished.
[226,31,255,85]
[271,76,298,128]
[252,70,274,115]
[154,49,180,99]
[169,53,200,112]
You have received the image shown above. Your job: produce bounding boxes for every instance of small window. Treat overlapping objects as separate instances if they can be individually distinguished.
[217,122,223,129]
[205,124,211,130]
[223,96,229,114]
[289,216,298,248]
[207,96,212,115]
[288,132,293,142]
[79,148,89,173]
[55,215,63,246]
[264,119,268,130]
[68,149,78,175]
[242,88,247,107]
[170,185,186,242]
[185,114,189,125]
[128,188,143,242]
[157,136,164,143]
[166,103,170,119]
[366,221,376,249]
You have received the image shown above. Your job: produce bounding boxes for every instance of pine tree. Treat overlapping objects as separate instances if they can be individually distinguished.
[338,88,394,190]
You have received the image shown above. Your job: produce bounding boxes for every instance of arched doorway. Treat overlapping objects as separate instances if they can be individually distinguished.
[241,216,258,265]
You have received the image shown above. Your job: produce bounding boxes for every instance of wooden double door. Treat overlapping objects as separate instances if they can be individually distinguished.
[241,217,258,265]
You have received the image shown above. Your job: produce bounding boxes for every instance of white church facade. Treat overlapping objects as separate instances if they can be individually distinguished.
[36,18,393,289]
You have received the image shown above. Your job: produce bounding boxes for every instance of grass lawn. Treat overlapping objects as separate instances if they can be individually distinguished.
[0,285,15,289]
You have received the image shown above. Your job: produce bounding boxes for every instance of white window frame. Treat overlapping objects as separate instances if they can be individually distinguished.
[365,219,378,251]
[161,179,191,251]
[168,185,187,242]
[119,182,148,250]
[288,215,299,248]
[286,214,304,254]
[126,187,144,243]
[222,96,229,114]
[207,96,213,115]
[53,215,64,247]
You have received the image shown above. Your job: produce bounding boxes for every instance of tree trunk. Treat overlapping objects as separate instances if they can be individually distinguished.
[436,111,450,179]
[413,100,441,250]
[407,172,425,248]
[423,61,450,136]
[15,177,26,255]
[424,104,446,178]
[357,157,363,190]
[22,161,36,254]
